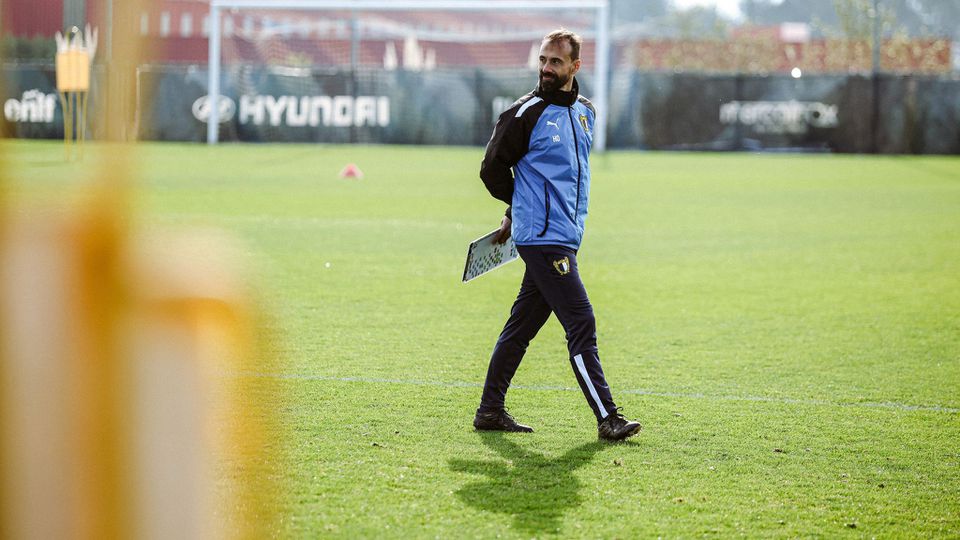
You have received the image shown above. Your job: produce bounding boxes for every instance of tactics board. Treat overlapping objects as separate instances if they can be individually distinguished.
[462,229,519,282]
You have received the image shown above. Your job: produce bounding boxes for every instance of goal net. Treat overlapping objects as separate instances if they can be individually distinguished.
[199,0,610,148]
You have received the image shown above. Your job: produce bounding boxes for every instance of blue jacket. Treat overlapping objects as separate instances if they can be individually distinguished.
[480,78,595,250]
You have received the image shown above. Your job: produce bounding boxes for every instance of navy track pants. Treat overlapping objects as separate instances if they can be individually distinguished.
[478,244,617,422]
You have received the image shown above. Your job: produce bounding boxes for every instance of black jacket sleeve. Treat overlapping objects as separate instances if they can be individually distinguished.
[479,107,529,206]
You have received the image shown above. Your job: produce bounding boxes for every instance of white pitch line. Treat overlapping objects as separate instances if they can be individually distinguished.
[232,371,960,414]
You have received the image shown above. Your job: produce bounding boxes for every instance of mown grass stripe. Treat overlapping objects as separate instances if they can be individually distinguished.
[233,371,959,414]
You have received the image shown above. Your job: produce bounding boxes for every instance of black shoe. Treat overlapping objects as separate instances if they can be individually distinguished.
[473,408,534,433]
[598,408,641,440]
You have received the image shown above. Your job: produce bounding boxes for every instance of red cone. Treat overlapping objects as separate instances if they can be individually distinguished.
[339,163,364,179]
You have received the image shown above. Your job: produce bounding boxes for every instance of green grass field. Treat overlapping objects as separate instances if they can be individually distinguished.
[6,140,960,537]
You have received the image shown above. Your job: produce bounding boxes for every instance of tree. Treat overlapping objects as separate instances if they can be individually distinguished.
[831,0,898,41]
[739,0,958,38]
[905,0,960,38]
[669,6,729,40]
[611,0,668,26]
[740,0,837,27]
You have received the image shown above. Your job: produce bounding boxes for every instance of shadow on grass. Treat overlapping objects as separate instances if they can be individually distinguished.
[449,432,620,535]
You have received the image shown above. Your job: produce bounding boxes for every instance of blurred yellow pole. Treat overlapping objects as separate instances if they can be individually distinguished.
[53,2,144,537]
[2,2,280,536]
[69,0,146,535]
[68,198,131,540]
[0,66,8,540]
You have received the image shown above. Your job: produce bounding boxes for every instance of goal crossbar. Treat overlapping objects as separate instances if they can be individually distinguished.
[206,0,611,150]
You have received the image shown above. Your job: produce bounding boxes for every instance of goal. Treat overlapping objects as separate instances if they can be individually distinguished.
[203,0,611,149]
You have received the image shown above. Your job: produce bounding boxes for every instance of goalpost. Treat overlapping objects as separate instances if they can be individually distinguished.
[205,0,611,149]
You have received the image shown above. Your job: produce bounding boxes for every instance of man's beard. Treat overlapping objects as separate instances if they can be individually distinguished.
[539,71,570,92]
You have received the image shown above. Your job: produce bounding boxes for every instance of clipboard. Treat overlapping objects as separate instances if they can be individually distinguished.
[461,229,519,282]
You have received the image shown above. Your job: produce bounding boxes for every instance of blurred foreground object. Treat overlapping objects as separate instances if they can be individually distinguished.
[55,24,97,160]
[5,1,277,534]
[0,195,274,539]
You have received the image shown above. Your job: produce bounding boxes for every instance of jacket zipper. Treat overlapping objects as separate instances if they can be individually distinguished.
[567,107,582,219]
[537,181,550,237]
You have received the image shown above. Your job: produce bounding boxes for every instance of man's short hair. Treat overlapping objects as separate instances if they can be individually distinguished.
[543,29,582,61]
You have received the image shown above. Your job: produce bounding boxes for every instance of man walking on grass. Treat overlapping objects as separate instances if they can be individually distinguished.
[473,29,641,441]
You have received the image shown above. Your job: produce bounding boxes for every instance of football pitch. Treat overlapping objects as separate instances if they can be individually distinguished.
[6,140,960,537]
